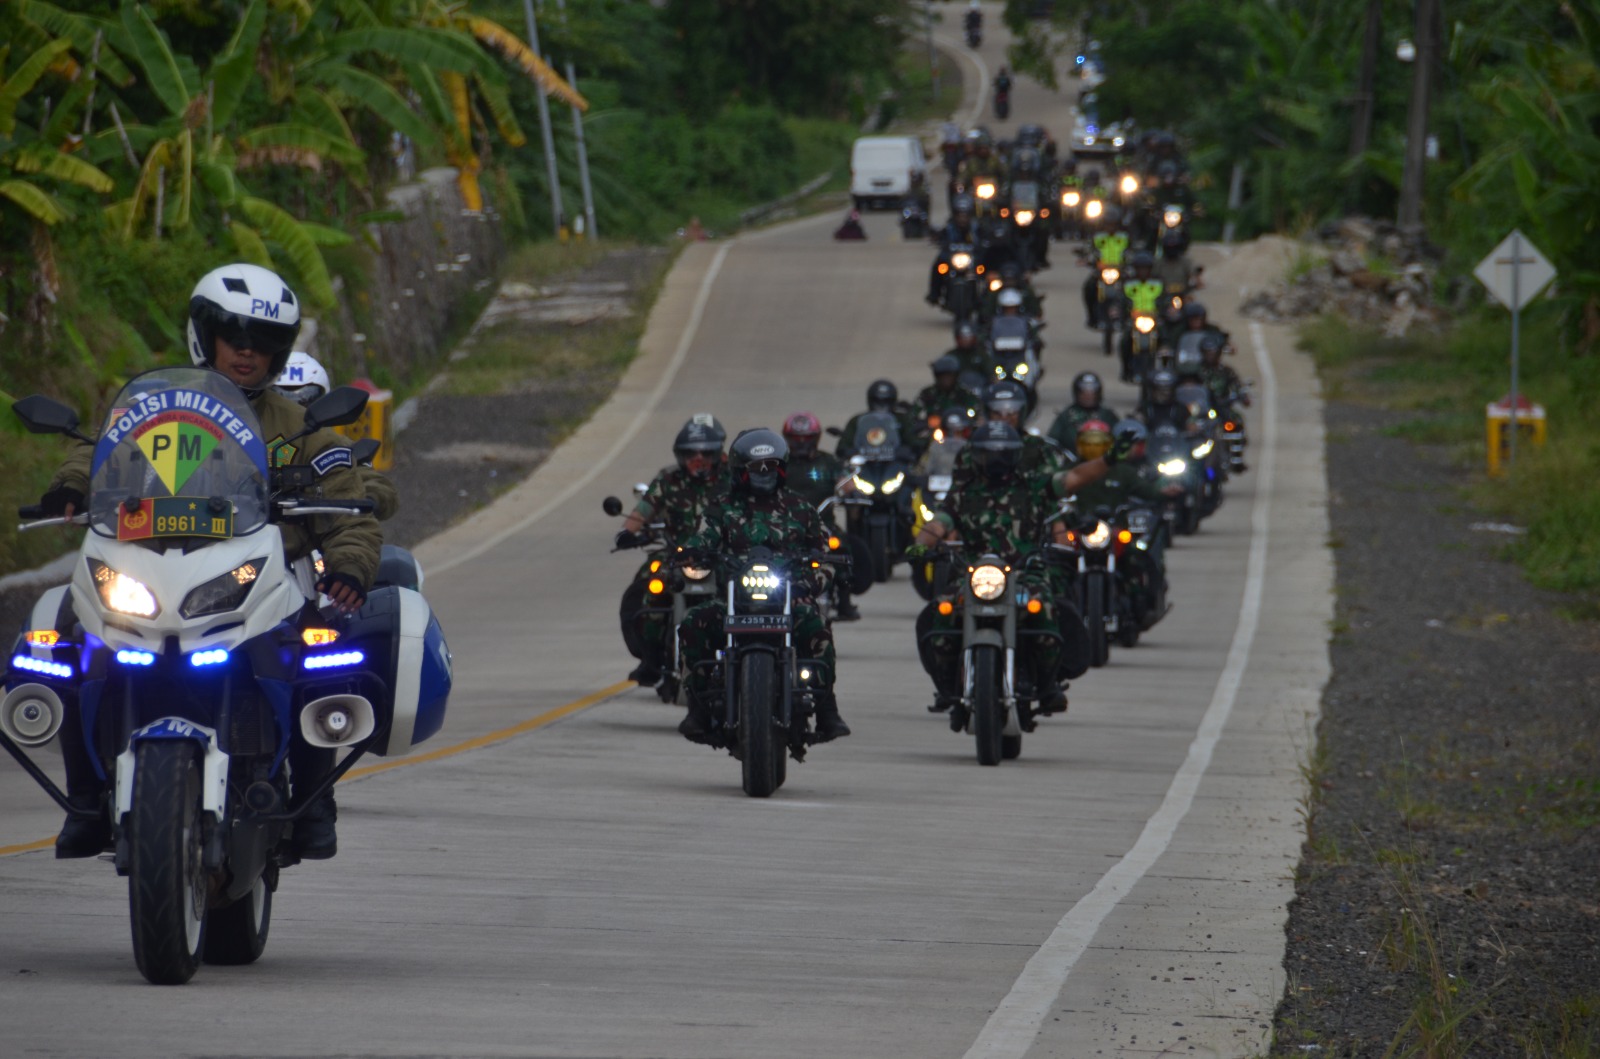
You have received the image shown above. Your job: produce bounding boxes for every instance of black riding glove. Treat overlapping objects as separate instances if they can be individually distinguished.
[39,486,85,516]
[614,529,648,550]
[316,572,367,609]
[1106,434,1135,466]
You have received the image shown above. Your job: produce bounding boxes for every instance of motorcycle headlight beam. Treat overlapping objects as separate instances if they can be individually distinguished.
[1063,190,1080,207]
[950,252,973,271]
[1192,440,1215,459]
[1164,209,1183,228]
[1083,520,1113,550]
[1158,458,1188,476]
[180,558,267,619]
[969,564,1007,601]
[1120,174,1139,195]
[880,471,905,495]
[89,561,158,618]
[851,474,876,496]
[1085,200,1104,219]
[1100,268,1120,285]
[1135,316,1156,334]
[1014,210,1035,226]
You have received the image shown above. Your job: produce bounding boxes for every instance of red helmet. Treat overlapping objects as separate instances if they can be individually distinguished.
[782,411,822,458]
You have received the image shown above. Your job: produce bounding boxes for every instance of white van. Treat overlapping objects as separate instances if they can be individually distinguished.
[850,135,927,210]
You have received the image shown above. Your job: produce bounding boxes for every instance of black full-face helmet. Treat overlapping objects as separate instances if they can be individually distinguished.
[1113,418,1148,462]
[931,354,962,380]
[1183,301,1209,328]
[729,428,789,495]
[969,420,1023,480]
[985,381,1028,425]
[867,379,898,411]
[673,414,726,478]
[1148,369,1178,404]
[1199,333,1225,364]
[1072,371,1103,408]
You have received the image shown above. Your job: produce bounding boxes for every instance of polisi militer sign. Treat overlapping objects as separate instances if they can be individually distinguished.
[92,388,265,487]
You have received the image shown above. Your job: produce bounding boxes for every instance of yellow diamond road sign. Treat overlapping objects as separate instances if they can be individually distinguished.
[1474,229,1555,311]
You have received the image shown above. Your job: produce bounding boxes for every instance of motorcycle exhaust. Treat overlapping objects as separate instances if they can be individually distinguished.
[298,694,377,748]
[1,682,66,749]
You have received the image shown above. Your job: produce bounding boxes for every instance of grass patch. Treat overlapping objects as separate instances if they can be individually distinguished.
[1300,306,1600,606]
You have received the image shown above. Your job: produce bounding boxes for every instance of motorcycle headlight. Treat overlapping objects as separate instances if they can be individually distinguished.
[1120,174,1139,195]
[1158,458,1188,476]
[969,564,1007,601]
[951,251,972,270]
[180,558,267,619]
[851,474,876,496]
[1015,210,1035,226]
[740,565,783,601]
[880,471,905,495]
[1063,190,1080,206]
[683,565,712,581]
[1013,363,1029,376]
[994,364,1006,376]
[1085,200,1104,219]
[1164,209,1183,228]
[976,182,996,199]
[1135,315,1156,334]
[918,503,936,523]
[1192,440,1215,459]
[1083,520,1113,550]
[990,277,1003,292]
[89,560,159,618]
[1100,267,1119,285]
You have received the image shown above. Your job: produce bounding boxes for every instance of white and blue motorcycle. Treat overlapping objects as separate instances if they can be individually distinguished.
[1,367,451,984]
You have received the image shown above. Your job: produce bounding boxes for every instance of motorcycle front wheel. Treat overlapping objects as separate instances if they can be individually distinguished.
[127,741,207,984]
[971,645,1004,766]
[1084,572,1110,668]
[739,653,779,798]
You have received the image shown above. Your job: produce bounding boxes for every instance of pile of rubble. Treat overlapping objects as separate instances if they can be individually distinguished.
[1239,217,1444,337]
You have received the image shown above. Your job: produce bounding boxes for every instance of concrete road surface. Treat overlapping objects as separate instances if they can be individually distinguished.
[0,10,1331,1058]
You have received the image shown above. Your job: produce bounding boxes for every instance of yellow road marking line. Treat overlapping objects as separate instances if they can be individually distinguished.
[0,680,638,858]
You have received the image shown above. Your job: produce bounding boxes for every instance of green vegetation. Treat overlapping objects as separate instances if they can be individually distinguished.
[1008,0,1600,352]
[1299,306,1600,604]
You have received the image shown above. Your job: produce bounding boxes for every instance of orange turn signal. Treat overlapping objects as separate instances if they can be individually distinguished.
[24,629,60,647]
[938,262,950,275]
[828,536,841,550]
[647,578,666,595]
[976,264,986,274]
[1026,599,1043,615]
[302,628,340,646]
[1117,530,1133,545]
[649,559,662,573]
[937,601,954,616]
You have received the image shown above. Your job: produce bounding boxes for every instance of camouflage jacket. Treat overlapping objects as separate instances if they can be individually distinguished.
[1201,364,1246,406]
[953,432,1066,482]
[1046,403,1120,452]
[933,471,1064,563]
[906,383,981,448]
[684,488,831,589]
[632,464,730,542]
[1069,462,1166,515]
[786,452,846,508]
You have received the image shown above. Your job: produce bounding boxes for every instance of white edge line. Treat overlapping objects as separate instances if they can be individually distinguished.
[961,321,1280,1058]
[424,241,732,578]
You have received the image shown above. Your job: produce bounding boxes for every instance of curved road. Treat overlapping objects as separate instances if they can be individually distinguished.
[0,10,1331,1057]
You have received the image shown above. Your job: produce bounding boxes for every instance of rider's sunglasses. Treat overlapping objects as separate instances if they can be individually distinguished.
[747,459,783,476]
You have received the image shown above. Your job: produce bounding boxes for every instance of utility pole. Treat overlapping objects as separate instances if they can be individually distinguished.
[521,0,564,237]
[1397,0,1439,243]
[554,0,597,240]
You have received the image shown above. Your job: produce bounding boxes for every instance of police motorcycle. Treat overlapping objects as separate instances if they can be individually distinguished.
[830,413,914,583]
[985,315,1044,418]
[1148,424,1211,536]
[676,545,848,797]
[925,541,1065,766]
[2,368,452,985]
[602,494,718,704]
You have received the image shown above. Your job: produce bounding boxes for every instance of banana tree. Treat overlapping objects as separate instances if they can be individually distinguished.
[1,37,115,229]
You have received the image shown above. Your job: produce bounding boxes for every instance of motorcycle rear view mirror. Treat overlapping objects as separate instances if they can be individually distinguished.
[12,395,93,443]
[351,438,381,466]
[602,496,624,517]
[825,426,843,437]
[302,386,370,431]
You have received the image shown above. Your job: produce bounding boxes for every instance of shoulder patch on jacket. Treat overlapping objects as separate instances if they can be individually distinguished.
[268,435,298,468]
[311,447,354,476]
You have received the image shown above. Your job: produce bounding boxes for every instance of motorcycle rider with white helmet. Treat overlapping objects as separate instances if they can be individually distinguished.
[37,263,382,861]
[274,350,399,521]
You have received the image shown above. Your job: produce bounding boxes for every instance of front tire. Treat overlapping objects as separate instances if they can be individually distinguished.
[203,873,272,966]
[1084,572,1110,668]
[739,653,779,798]
[127,741,207,985]
[869,523,891,583]
[971,646,1003,766]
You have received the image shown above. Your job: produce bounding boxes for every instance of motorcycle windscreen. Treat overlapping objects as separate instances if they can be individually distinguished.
[88,367,270,542]
[850,411,903,461]
[1010,181,1040,209]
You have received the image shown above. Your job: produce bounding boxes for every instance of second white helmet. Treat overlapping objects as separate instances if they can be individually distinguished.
[273,351,331,407]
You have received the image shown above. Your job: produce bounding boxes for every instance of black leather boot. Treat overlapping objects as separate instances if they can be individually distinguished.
[294,794,338,860]
[55,793,110,859]
[812,690,852,741]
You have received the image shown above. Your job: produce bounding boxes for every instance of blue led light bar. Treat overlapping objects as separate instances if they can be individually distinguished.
[304,650,365,671]
[115,649,157,667]
[189,648,229,668]
[11,654,74,680]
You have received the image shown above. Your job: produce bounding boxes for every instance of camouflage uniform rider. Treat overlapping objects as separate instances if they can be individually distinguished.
[676,429,852,743]
[952,381,1066,483]
[1047,371,1120,455]
[782,411,859,622]
[905,355,981,454]
[612,415,730,686]
[911,422,1123,721]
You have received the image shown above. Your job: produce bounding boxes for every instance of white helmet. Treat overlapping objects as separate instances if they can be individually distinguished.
[187,263,302,384]
[998,288,1025,309]
[273,351,331,407]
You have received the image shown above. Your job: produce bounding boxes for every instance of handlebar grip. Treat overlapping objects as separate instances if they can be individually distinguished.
[18,505,44,519]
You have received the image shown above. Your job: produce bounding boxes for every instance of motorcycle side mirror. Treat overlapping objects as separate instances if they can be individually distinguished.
[602,496,624,517]
[825,426,843,437]
[351,438,381,466]
[632,482,649,498]
[302,386,370,431]
[849,454,867,468]
[13,395,93,442]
